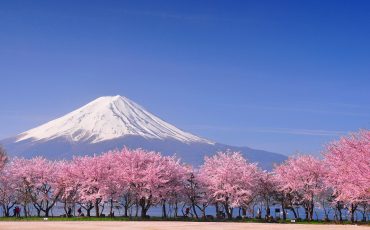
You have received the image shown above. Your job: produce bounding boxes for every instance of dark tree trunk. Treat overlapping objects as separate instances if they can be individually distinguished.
[242,208,247,219]
[337,205,343,222]
[86,206,93,217]
[215,202,219,218]
[6,206,10,217]
[3,204,15,217]
[95,199,100,217]
[266,206,270,217]
[124,205,128,217]
[34,205,41,217]
[305,209,308,220]
[290,207,298,219]
[309,202,314,221]
[224,204,233,220]
[303,198,315,221]
[2,205,8,217]
[44,208,50,217]
[201,206,206,219]
[304,201,314,221]
[141,207,147,217]
[361,212,366,222]
[350,203,357,223]
[39,198,58,217]
[23,204,28,218]
[100,203,105,216]
[162,202,167,218]
[139,197,151,218]
[192,203,199,219]
[63,202,68,216]
[174,202,178,217]
[109,199,114,217]
[135,202,139,217]
[281,201,286,220]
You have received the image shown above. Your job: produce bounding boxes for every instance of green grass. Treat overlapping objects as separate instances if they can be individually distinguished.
[0,216,369,226]
[0,216,130,222]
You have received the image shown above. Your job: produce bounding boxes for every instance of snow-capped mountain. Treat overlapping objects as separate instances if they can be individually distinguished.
[16,95,213,145]
[1,95,286,169]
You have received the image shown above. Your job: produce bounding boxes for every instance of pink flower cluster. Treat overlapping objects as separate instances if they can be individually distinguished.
[0,130,368,221]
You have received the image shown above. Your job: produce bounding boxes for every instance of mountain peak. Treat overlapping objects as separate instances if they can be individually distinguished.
[85,95,130,106]
[16,96,214,145]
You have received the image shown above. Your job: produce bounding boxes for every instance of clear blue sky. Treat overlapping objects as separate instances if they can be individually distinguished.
[1,0,369,156]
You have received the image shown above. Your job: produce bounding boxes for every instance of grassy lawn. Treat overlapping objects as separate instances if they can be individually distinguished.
[0,216,369,226]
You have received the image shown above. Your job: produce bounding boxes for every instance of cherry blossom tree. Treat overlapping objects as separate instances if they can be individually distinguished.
[0,132,366,221]
[99,151,123,217]
[58,160,80,216]
[10,157,63,217]
[68,154,114,217]
[256,171,278,218]
[323,130,370,223]
[56,148,188,218]
[155,155,188,218]
[0,165,17,217]
[199,151,260,219]
[6,162,32,217]
[183,169,212,219]
[109,148,138,217]
[316,186,335,221]
[0,146,12,216]
[113,148,184,218]
[113,148,157,218]
[274,155,326,221]
[135,151,167,218]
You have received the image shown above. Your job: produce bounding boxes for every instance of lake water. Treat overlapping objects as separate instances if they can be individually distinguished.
[2,203,366,221]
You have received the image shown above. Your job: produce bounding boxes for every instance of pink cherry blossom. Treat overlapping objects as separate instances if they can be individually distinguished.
[9,157,62,217]
[323,130,370,222]
[199,151,260,219]
[274,154,326,221]
[0,164,17,217]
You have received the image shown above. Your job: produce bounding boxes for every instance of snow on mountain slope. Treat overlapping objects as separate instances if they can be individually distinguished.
[16,95,214,144]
